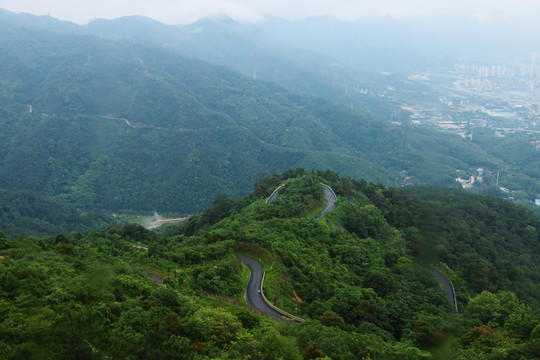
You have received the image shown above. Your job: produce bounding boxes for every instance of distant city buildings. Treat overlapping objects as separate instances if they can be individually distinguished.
[400,56,540,203]
[456,62,540,80]
[453,57,540,93]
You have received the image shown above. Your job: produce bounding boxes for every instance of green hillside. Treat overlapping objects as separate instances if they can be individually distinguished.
[0,21,503,218]
[0,189,112,237]
[1,171,538,359]
[0,10,427,114]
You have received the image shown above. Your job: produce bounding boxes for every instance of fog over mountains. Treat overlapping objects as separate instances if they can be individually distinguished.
[1,8,539,233]
[3,8,539,70]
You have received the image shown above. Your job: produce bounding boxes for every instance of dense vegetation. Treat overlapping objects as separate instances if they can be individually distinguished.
[1,171,538,359]
[0,189,112,237]
[472,128,540,207]
[404,185,540,305]
[0,16,510,218]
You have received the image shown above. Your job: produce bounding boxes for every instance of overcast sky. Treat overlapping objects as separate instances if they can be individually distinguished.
[2,0,540,25]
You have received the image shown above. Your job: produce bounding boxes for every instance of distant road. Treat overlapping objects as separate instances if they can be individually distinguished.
[143,270,164,284]
[266,185,283,204]
[239,256,303,323]
[266,183,337,220]
[433,269,458,313]
[314,183,337,220]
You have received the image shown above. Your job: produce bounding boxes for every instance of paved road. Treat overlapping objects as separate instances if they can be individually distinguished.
[314,184,337,220]
[142,269,163,283]
[266,185,282,204]
[433,269,458,313]
[239,256,302,323]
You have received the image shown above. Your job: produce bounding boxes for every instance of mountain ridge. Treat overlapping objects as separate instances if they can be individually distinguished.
[0,18,505,217]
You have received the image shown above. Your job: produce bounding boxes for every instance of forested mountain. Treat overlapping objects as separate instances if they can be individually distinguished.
[1,171,538,359]
[0,15,504,220]
[0,9,424,113]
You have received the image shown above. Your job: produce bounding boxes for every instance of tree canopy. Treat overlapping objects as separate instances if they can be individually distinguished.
[1,170,538,359]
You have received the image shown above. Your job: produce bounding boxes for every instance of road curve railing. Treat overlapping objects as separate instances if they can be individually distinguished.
[259,271,304,323]
[322,183,337,200]
[314,183,337,220]
[239,255,304,323]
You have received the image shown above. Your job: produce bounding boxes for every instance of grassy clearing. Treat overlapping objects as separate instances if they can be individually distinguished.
[302,200,325,219]
[237,262,250,302]
[264,265,301,316]
[234,242,277,266]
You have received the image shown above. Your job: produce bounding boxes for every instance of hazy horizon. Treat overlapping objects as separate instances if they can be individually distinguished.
[3,0,540,26]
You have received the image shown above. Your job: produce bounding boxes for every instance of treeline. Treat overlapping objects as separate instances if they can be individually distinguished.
[0,188,112,237]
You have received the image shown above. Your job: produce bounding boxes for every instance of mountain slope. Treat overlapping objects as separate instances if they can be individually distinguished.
[0,9,433,113]
[0,17,501,216]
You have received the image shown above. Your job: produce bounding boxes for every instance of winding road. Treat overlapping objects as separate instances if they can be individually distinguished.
[433,269,459,313]
[266,183,337,220]
[248,183,458,320]
[241,182,336,322]
[239,256,303,323]
[314,183,337,220]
